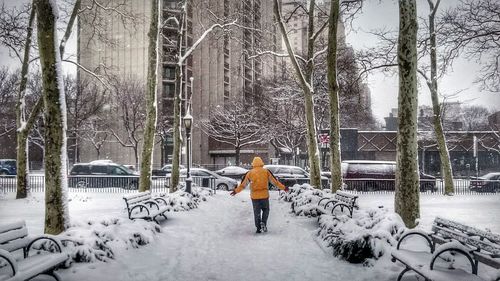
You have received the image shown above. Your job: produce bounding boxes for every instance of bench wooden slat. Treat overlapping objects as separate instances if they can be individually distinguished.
[432,225,500,255]
[0,221,25,234]
[0,228,28,245]
[0,237,30,252]
[435,217,500,244]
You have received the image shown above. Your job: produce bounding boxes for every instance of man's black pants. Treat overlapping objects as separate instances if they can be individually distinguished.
[251,198,269,229]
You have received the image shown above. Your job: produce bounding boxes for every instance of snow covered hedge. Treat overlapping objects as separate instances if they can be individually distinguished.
[60,218,161,263]
[280,184,331,217]
[159,185,214,212]
[317,208,405,264]
[280,184,406,264]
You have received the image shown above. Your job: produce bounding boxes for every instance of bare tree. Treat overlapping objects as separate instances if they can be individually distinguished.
[395,0,420,229]
[198,100,266,166]
[273,0,326,188]
[440,0,500,92]
[166,1,237,192]
[65,75,106,164]
[35,0,69,234]
[111,78,146,170]
[0,68,18,137]
[81,117,110,159]
[139,0,160,192]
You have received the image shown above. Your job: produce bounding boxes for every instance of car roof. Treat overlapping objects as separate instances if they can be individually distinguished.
[342,160,396,165]
[264,165,303,169]
[482,172,500,178]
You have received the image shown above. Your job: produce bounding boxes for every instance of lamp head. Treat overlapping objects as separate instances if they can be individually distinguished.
[183,112,193,130]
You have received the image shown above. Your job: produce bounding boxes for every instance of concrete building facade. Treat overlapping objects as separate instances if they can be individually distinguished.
[78,0,279,168]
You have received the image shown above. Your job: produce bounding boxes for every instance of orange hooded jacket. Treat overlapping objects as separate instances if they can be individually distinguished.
[233,157,286,199]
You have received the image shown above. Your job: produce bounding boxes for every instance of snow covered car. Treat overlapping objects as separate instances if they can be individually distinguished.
[469,172,500,192]
[263,165,329,189]
[69,160,139,189]
[215,166,249,180]
[342,160,436,191]
[179,168,238,190]
[0,159,16,175]
[152,164,185,177]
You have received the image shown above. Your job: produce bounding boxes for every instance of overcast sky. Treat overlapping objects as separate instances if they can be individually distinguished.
[1,0,498,124]
[345,0,499,123]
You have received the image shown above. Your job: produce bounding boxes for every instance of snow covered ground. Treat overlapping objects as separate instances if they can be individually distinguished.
[1,191,499,281]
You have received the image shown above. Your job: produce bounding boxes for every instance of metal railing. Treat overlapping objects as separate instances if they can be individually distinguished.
[0,175,216,194]
[342,178,500,194]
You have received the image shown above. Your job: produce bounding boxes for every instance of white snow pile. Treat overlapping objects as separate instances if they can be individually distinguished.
[159,185,214,212]
[59,218,161,263]
[280,184,328,217]
[317,208,406,264]
[279,184,406,264]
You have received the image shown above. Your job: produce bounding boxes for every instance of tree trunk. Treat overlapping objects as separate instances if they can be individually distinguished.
[395,0,420,229]
[327,0,342,192]
[139,0,159,192]
[273,0,321,188]
[16,5,36,199]
[36,0,70,234]
[427,0,454,195]
[235,146,240,166]
[170,10,186,193]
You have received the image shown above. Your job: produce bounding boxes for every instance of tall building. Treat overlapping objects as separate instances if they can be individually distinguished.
[78,0,278,168]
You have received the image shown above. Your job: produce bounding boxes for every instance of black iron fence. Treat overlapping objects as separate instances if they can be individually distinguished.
[342,178,500,194]
[0,175,216,194]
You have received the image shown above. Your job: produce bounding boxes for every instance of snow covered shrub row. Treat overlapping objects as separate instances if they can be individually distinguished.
[316,208,405,264]
[158,185,214,212]
[279,184,331,217]
[60,218,161,263]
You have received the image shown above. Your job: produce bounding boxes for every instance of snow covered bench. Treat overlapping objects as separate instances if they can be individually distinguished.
[123,192,169,224]
[317,191,359,218]
[391,217,500,281]
[0,220,70,281]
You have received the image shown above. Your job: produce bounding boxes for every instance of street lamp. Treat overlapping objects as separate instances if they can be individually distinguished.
[183,109,193,194]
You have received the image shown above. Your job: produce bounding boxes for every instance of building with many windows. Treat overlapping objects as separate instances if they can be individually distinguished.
[77,0,279,168]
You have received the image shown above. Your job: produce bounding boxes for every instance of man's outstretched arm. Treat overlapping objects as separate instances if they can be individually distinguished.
[231,172,250,196]
[267,170,287,191]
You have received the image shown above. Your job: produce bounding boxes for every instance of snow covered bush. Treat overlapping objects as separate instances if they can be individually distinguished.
[280,184,329,217]
[317,208,405,264]
[158,185,213,212]
[60,218,161,263]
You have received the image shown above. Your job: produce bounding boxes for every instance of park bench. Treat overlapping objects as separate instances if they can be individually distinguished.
[317,190,359,218]
[0,220,70,281]
[123,191,169,224]
[391,217,500,281]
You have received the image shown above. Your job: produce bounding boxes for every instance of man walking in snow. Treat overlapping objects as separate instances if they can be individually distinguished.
[230,157,288,233]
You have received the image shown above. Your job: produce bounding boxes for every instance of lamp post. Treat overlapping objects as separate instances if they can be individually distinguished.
[183,110,193,194]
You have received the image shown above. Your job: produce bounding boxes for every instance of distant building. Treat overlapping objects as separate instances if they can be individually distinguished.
[78,0,279,167]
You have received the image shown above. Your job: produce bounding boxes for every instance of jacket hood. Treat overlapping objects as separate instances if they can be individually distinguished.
[251,157,265,167]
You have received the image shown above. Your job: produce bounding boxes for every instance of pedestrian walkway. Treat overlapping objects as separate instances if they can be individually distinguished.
[60,191,386,281]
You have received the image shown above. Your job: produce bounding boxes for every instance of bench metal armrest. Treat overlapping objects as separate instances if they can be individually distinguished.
[154,197,168,205]
[430,243,477,274]
[323,199,338,210]
[26,235,64,257]
[318,197,333,207]
[129,204,151,218]
[143,200,160,210]
[330,202,353,217]
[397,230,434,252]
[0,249,17,278]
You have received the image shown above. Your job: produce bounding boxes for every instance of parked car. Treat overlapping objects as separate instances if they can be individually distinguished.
[69,160,139,189]
[469,172,500,192]
[215,166,249,180]
[342,160,436,191]
[179,168,238,190]
[0,159,16,175]
[264,165,329,189]
[152,164,185,177]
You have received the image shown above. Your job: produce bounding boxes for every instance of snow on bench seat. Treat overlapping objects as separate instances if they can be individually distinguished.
[392,249,483,281]
[2,252,69,281]
[123,192,169,223]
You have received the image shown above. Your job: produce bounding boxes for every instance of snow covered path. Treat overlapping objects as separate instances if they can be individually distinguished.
[61,191,381,281]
